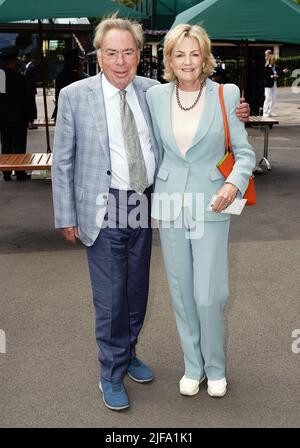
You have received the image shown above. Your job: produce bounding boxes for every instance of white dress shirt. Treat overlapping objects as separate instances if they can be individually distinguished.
[102,74,156,190]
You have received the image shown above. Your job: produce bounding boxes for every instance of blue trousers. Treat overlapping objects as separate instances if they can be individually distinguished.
[86,187,152,381]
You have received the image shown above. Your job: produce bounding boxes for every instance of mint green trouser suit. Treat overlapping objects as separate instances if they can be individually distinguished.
[146,79,256,382]
[159,211,230,381]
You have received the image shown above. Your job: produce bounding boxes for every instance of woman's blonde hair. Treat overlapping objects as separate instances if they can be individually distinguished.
[163,24,216,83]
[93,15,144,50]
[269,55,276,65]
[265,50,274,66]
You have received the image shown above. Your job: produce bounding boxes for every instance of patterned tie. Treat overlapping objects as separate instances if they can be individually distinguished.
[119,89,148,194]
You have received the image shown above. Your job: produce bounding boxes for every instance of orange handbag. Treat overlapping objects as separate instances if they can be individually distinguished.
[217,84,256,206]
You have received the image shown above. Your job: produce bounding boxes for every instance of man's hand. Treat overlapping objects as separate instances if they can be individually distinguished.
[60,227,79,243]
[236,98,250,122]
[212,183,239,213]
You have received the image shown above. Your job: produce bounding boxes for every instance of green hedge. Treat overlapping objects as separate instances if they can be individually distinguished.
[224,59,244,86]
[223,56,300,87]
[277,56,300,86]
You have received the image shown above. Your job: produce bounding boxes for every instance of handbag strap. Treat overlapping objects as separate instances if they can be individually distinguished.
[218,84,232,153]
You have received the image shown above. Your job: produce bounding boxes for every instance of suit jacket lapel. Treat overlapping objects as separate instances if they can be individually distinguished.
[160,82,186,159]
[132,77,160,166]
[187,78,218,154]
[87,73,111,166]
[159,81,218,160]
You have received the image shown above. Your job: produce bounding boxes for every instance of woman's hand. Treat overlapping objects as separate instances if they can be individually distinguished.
[211,183,239,213]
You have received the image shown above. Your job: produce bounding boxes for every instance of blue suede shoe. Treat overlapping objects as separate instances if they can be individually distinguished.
[99,377,129,411]
[127,357,153,383]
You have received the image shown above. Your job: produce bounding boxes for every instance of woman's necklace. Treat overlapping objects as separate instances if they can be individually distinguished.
[175,81,205,111]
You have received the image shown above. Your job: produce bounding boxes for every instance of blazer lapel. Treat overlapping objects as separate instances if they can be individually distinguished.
[160,82,186,159]
[87,73,111,165]
[187,78,218,153]
[133,77,160,166]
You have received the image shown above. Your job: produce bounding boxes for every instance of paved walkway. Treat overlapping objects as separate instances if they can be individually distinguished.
[0,87,299,428]
[274,86,300,125]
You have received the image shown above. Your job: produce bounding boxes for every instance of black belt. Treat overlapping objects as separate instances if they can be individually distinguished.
[109,185,153,197]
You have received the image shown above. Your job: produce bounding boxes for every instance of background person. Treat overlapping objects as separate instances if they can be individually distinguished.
[263,54,288,117]
[52,49,85,120]
[78,55,89,79]
[22,53,38,129]
[146,24,255,399]
[211,56,227,84]
[0,46,30,181]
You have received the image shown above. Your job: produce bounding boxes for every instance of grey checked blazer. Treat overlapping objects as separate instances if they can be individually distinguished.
[52,73,159,246]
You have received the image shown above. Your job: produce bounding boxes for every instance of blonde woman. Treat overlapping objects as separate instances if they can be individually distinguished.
[146,24,255,398]
[263,54,288,117]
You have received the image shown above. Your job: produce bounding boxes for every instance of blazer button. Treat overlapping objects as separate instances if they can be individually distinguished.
[103,194,107,200]
[107,170,111,175]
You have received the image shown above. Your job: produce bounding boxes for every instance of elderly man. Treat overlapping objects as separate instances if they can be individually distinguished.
[52,17,250,411]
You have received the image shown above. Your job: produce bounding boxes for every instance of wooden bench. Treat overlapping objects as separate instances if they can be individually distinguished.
[0,116,278,175]
[246,116,279,170]
[0,153,52,172]
[33,118,55,127]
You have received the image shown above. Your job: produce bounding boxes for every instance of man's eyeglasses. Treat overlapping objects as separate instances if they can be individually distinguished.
[102,49,137,61]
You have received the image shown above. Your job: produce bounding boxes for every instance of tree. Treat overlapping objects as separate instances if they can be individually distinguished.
[89,0,140,27]
[117,0,140,7]
[117,0,140,8]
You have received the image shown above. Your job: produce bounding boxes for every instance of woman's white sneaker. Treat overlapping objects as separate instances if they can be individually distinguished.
[179,375,205,396]
[207,378,227,397]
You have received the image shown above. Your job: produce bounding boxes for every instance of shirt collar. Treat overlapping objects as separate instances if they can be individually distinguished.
[102,73,134,100]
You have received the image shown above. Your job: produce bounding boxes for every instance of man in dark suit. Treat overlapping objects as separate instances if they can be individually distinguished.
[23,53,38,129]
[52,49,83,121]
[0,46,30,181]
